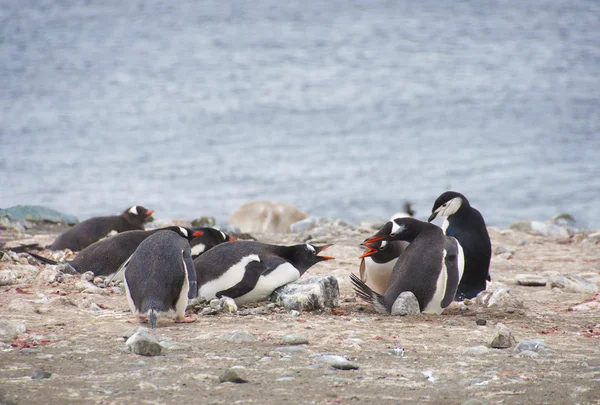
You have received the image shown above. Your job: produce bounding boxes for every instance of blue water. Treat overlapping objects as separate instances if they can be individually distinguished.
[1,0,599,228]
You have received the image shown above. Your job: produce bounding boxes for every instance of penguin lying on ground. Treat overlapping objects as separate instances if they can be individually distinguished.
[50,206,154,251]
[194,241,334,305]
[428,191,491,300]
[189,228,236,258]
[23,226,201,277]
[352,217,464,315]
[120,230,198,328]
[359,240,408,295]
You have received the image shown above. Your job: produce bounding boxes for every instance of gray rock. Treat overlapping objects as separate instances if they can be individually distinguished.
[275,377,294,382]
[218,330,259,343]
[191,216,216,228]
[490,323,516,349]
[509,220,570,237]
[475,318,487,326]
[31,368,52,379]
[219,296,238,313]
[281,334,309,345]
[516,350,539,359]
[0,270,17,286]
[229,201,307,233]
[314,354,359,370]
[186,296,208,311]
[270,276,339,312]
[81,271,94,282]
[289,310,301,316]
[0,320,27,342]
[0,205,79,225]
[494,246,515,255]
[343,296,356,303]
[546,273,598,294]
[126,328,162,356]
[160,341,192,352]
[275,346,306,353]
[391,291,420,316]
[515,274,547,286]
[219,368,247,383]
[463,345,490,356]
[209,299,222,309]
[514,339,552,355]
[476,288,524,309]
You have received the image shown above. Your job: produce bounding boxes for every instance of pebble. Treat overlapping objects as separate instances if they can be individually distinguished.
[275,346,307,353]
[514,339,552,355]
[275,377,295,382]
[446,319,460,326]
[31,368,52,379]
[490,323,516,349]
[391,291,420,316]
[463,346,490,356]
[270,276,340,312]
[218,330,259,343]
[515,274,547,287]
[289,310,301,317]
[80,271,94,282]
[219,368,247,383]
[314,354,359,370]
[20,348,40,354]
[546,273,599,294]
[209,299,222,309]
[281,334,309,345]
[516,350,539,359]
[0,320,27,341]
[125,328,162,356]
[0,270,17,286]
[343,296,357,303]
[160,341,192,352]
[475,318,487,326]
[219,296,238,312]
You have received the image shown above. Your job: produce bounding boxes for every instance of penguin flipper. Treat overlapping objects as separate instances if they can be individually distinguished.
[215,261,266,299]
[359,259,366,282]
[442,238,462,308]
[182,249,198,299]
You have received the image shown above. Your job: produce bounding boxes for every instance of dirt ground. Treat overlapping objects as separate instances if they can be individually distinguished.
[1,225,599,405]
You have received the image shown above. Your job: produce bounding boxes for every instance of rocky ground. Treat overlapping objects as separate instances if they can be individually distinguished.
[1,221,599,405]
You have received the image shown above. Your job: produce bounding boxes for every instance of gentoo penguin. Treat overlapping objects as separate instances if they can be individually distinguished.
[26,227,202,277]
[428,191,492,300]
[50,206,153,251]
[359,240,408,295]
[194,241,334,305]
[351,217,464,315]
[120,230,198,328]
[189,228,236,258]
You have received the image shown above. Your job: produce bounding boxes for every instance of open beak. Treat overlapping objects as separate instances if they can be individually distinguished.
[146,210,154,216]
[192,231,203,237]
[317,244,335,260]
[363,235,386,245]
[427,212,437,222]
[228,237,238,242]
[359,245,378,259]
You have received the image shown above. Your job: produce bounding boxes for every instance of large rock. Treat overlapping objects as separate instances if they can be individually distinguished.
[391,291,420,316]
[476,288,524,309]
[490,323,516,349]
[546,273,599,294]
[270,276,339,312]
[515,274,547,287]
[0,205,79,225]
[125,328,162,356]
[509,216,575,237]
[229,201,306,233]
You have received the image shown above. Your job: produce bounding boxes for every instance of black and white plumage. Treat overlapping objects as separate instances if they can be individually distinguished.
[50,206,154,251]
[189,228,235,258]
[428,191,492,300]
[121,230,198,328]
[358,240,408,295]
[193,241,334,305]
[352,217,464,315]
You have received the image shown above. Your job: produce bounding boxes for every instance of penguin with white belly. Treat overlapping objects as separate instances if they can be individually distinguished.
[428,191,491,300]
[193,241,334,305]
[120,230,198,328]
[351,217,464,315]
[359,240,408,295]
[189,228,236,258]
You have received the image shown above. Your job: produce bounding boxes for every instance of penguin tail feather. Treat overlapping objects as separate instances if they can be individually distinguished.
[148,309,157,329]
[350,273,388,314]
[24,251,59,265]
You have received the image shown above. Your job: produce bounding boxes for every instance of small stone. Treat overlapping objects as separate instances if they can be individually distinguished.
[160,341,192,352]
[218,330,259,343]
[20,348,40,354]
[0,270,17,286]
[476,288,524,309]
[82,286,106,295]
[126,328,162,356]
[81,271,94,282]
[314,354,359,370]
[31,368,52,379]
[389,347,405,357]
[219,297,238,313]
[515,274,547,287]
[490,323,516,349]
[343,296,356,303]
[546,273,598,294]
[93,276,105,286]
[282,334,309,345]
[463,345,490,356]
[0,320,27,342]
[200,307,220,316]
[461,399,486,405]
[475,318,487,326]
[275,376,295,382]
[289,310,300,317]
[446,319,459,326]
[219,368,247,383]
[209,299,222,309]
[391,291,420,316]
[516,350,539,359]
[494,246,514,255]
[514,339,551,355]
[275,346,306,353]
[270,276,339,312]
[266,303,277,309]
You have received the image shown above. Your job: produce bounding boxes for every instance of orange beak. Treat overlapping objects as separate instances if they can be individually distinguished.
[146,210,154,216]
[359,245,378,259]
[363,235,386,245]
[228,237,238,242]
[192,231,203,237]
[318,244,335,260]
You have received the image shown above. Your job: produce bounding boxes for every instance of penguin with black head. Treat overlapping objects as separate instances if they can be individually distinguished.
[194,241,334,305]
[120,230,198,328]
[50,206,154,251]
[352,217,464,315]
[428,191,491,300]
[189,228,236,258]
[359,239,408,295]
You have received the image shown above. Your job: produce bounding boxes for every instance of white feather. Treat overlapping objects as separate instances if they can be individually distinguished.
[128,206,138,215]
[363,257,397,295]
[191,243,206,256]
[199,254,260,300]
[174,251,190,320]
[178,227,188,237]
[234,262,300,305]
[423,250,447,315]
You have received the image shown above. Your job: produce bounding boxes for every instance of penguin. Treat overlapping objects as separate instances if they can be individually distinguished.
[428,191,492,300]
[351,217,464,315]
[24,226,202,277]
[358,240,408,295]
[189,228,236,258]
[194,241,334,305]
[120,230,198,328]
[50,206,154,251]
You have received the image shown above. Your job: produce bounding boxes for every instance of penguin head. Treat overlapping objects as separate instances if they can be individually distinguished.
[123,206,154,226]
[162,226,203,241]
[189,228,236,256]
[363,217,421,245]
[359,240,389,259]
[290,243,335,273]
[428,191,468,222]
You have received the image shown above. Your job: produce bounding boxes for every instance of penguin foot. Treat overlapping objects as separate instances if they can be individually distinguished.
[174,315,197,324]
[127,316,148,324]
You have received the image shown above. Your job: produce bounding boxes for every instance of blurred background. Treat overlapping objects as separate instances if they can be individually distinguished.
[1,0,599,228]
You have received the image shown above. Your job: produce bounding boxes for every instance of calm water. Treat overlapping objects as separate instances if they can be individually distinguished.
[1,0,599,228]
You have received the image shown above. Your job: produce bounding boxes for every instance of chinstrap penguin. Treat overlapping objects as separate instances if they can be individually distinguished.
[359,240,408,295]
[352,217,464,315]
[120,230,198,328]
[194,241,334,305]
[50,206,154,251]
[189,228,236,258]
[428,191,491,300]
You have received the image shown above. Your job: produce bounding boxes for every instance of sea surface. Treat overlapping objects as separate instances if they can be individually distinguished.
[1,0,599,228]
